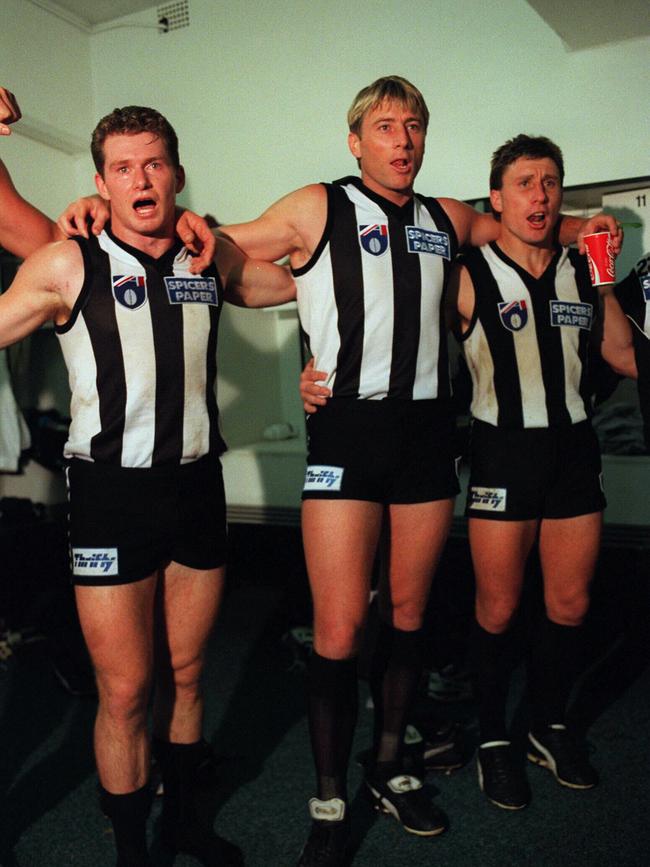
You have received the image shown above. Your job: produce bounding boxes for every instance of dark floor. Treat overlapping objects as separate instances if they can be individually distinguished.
[1,525,649,867]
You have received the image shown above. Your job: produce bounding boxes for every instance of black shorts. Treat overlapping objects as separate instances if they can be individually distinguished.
[303,398,460,504]
[66,455,227,586]
[466,419,606,521]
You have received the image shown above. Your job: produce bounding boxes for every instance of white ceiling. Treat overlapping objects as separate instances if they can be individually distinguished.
[526,0,650,49]
[29,0,650,47]
[29,0,158,30]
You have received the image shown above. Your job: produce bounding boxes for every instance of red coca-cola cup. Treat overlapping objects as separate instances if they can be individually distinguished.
[583,231,616,286]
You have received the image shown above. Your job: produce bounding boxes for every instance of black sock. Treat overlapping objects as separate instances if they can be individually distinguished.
[307,651,358,801]
[369,623,424,777]
[469,621,516,744]
[152,738,242,866]
[99,783,152,867]
[528,617,585,730]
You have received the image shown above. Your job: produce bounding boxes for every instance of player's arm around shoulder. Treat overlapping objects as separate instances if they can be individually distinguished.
[221,183,327,266]
[437,198,500,248]
[215,231,296,308]
[0,239,83,348]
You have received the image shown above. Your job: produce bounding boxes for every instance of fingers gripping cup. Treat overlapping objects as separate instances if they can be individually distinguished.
[583,232,616,286]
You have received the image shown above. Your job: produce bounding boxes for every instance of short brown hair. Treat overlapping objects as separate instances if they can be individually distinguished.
[347,75,429,136]
[91,106,180,175]
[489,134,564,191]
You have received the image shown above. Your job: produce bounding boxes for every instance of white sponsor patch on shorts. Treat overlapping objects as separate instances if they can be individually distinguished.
[303,465,344,492]
[72,547,119,577]
[469,486,507,512]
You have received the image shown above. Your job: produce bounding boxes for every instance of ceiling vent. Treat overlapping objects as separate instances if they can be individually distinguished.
[158,0,190,33]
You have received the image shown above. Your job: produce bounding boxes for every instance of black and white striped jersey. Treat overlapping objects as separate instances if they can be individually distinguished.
[615,253,650,340]
[293,176,458,400]
[56,230,225,467]
[460,242,597,429]
[615,254,650,450]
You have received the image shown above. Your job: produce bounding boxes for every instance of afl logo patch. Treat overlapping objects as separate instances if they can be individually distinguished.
[359,224,389,256]
[498,299,528,332]
[113,275,147,310]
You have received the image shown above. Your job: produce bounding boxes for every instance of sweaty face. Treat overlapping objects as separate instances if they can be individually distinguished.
[348,99,426,205]
[95,131,184,247]
[490,156,562,249]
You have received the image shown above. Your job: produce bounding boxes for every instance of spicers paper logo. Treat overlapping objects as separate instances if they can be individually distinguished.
[549,300,593,330]
[405,227,450,259]
[164,276,219,305]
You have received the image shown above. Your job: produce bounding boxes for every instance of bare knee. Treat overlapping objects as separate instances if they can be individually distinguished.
[96,671,150,728]
[546,587,590,626]
[388,597,426,632]
[313,617,365,659]
[476,595,519,634]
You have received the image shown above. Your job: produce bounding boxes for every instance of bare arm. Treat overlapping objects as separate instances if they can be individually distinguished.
[220,184,327,265]
[558,213,623,255]
[0,159,63,258]
[437,197,623,254]
[598,290,637,378]
[0,88,63,257]
[445,261,475,335]
[0,240,81,348]
[216,232,296,308]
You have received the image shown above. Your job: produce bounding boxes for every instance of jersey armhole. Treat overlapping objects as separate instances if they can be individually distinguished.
[55,236,92,334]
[291,183,334,278]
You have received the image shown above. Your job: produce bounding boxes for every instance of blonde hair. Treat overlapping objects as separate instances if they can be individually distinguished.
[347,76,429,136]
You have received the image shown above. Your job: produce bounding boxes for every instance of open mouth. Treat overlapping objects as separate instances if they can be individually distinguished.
[133,198,156,213]
[527,212,547,226]
[391,158,411,172]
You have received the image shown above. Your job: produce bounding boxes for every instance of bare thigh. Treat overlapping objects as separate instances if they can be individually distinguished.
[302,498,383,658]
[539,512,602,625]
[469,518,539,633]
[382,498,455,630]
[75,575,158,696]
[153,561,225,741]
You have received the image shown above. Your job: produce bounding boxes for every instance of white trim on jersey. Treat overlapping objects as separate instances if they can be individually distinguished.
[351,194,396,400]
[554,249,590,424]
[181,298,212,462]
[296,243,341,394]
[60,317,101,461]
[412,197,446,400]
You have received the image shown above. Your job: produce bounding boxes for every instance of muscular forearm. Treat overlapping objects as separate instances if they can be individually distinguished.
[225,261,295,308]
[0,159,61,257]
[600,292,638,378]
